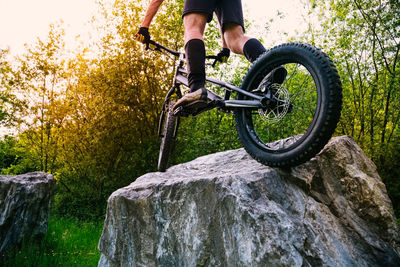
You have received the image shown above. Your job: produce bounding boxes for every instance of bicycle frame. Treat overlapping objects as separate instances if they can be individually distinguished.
[149,41,270,111]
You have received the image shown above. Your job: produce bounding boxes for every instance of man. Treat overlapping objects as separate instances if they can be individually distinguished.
[136,0,286,110]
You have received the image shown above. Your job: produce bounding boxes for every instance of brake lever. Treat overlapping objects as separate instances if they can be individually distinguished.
[144,40,158,52]
[212,59,219,68]
[206,55,219,68]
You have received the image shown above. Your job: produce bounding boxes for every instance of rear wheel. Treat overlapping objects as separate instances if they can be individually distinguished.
[235,43,342,167]
[158,102,178,172]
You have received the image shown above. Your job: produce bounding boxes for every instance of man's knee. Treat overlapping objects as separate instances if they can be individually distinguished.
[183,13,208,42]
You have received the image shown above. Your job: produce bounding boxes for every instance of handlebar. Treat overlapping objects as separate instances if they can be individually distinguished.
[146,40,221,67]
[148,40,181,57]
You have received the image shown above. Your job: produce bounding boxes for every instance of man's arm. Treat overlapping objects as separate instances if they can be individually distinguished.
[141,0,164,28]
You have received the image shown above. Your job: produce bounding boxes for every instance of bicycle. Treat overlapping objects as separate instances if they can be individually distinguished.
[146,40,342,172]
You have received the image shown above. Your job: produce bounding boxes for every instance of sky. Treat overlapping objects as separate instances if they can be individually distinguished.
[0,0,98,54]
[0,0,308,55]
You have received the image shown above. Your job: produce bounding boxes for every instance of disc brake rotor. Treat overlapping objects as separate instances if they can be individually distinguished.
[258,83,290,124]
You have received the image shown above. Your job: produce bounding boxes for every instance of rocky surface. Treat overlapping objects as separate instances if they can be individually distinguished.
[0,172,56,253]
[98,136,400,266]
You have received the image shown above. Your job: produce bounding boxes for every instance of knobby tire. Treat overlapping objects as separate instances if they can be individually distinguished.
[158,102,177,172]
[235,43,342,167]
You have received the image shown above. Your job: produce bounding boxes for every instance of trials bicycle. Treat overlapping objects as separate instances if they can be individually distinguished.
[147,40,342,172]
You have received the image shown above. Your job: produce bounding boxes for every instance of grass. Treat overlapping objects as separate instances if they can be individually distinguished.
[0,215,103,267]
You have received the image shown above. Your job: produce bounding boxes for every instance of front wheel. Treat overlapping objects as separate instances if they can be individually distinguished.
[235,43,342,167]
[158,102,178,172]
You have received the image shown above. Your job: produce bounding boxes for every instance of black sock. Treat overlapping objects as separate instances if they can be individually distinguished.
[243,38,266,63]
[185,39,206,92]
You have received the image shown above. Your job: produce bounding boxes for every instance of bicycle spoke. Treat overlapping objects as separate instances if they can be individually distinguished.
[282,63,299,87]
[290,87,315,101]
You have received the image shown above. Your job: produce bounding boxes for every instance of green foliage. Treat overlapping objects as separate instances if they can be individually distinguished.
[46,0,186,219]
[0,135,18,170]
[170,110,241,165]
[0,49,24,126]
[0,215,102,267]
[13,23,67,174]
[304,0,400,215]
[0,135,38,174]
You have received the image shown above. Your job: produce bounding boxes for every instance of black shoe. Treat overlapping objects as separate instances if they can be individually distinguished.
[173,88,208,111]
[269,66,287,84]
[252,66,288,94]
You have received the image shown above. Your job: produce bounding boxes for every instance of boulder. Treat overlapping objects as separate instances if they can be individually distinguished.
[0,172,56,253]
[98,136,400,266]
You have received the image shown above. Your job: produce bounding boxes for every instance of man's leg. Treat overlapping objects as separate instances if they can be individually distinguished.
[183,13,208,92]
[223,23,287,83]
[222,23,265,62]
[173,13,208,111]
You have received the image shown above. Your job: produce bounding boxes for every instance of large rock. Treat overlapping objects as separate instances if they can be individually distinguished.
[0,172,56,253]
[98,136,400,266]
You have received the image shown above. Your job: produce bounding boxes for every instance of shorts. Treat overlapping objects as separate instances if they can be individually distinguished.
[182,0,245,32]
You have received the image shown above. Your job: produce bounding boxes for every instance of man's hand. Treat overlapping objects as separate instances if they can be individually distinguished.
[216,48,230,63]
[136,27,151,45]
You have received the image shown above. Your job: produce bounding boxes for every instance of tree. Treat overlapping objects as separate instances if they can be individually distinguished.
[0,49,24,126]
[306,0,399,160]
[305,0,400,214]
[15,24,68,174]
[43,0,188,219]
